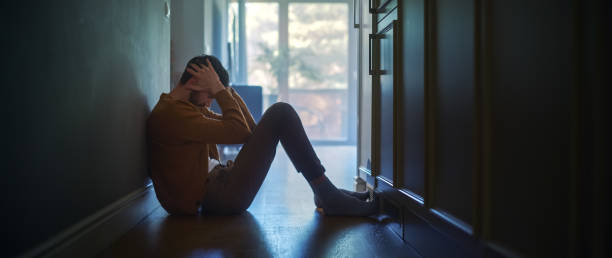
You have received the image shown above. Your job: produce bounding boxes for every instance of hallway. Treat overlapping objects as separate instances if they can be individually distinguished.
[4,0,610,257]
[97,146,421,258]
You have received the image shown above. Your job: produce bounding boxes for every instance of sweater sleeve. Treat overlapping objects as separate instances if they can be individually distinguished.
[230,87,257,131]
[200,106,223,120]
[173,88,252,144]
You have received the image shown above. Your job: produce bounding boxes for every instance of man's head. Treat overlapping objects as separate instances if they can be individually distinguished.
[179,55,229,107]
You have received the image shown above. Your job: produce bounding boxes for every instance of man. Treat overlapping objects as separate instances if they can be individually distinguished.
[147,55,377,216]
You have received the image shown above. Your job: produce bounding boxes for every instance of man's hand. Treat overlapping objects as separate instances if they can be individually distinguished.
[185,59,225,96]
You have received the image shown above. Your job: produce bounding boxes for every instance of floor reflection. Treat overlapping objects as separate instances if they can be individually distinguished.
[99,146,421,258]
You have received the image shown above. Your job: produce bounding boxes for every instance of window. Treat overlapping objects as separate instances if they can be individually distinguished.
[229,0,356,144]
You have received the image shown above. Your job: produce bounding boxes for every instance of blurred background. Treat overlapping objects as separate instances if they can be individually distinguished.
[225,0,356,144]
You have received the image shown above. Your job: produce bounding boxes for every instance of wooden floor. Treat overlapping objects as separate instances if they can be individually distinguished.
[98,146,421,258]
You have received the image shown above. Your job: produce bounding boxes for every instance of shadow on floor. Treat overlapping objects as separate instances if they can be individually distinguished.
[99,146,421,257]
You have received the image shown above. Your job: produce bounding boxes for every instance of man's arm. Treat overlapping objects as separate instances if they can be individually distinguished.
[199,106,223,120]
[174,59,251,143]
[229,87,257,131]
[198,88,253,130]
[173,88,252,144]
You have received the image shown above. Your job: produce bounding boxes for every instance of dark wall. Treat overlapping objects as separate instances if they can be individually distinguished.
[400,0,426,197]
[488,0,573,255]
[577,1,611,257]
[1,0,170,256]
[432,0,475,224]
[362,0,610,256]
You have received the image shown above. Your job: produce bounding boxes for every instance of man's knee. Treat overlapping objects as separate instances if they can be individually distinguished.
[261,102,296,124]
[269,102,296,117]
[270,102,293,112]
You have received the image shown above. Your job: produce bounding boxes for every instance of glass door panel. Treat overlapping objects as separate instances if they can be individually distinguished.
[288,3,349,141]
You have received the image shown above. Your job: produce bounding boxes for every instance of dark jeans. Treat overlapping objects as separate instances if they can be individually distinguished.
[201,102,326,214]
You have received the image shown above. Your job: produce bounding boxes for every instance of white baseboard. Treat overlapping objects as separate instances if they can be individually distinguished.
[19,184,160,258]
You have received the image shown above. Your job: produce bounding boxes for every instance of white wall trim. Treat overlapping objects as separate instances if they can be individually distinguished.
[19,184,160,258]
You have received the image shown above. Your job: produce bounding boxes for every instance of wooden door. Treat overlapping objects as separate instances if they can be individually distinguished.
[399,0,426,198]
[378,18,398,185]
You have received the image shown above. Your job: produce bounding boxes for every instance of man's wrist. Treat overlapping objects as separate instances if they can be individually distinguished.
[210,83,226,97]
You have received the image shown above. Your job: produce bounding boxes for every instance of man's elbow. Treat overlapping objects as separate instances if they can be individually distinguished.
[227,125,251,143]
[236,128,252,143]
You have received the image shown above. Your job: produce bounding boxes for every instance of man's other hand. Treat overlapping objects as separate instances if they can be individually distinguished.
[185,59,225,96]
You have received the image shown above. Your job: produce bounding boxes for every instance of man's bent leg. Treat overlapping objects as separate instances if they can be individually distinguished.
[203,102,317,213]
[202,102,377,216]
[273,103,326,181]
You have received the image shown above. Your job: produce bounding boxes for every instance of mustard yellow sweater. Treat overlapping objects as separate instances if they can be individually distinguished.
[147,88,256,215]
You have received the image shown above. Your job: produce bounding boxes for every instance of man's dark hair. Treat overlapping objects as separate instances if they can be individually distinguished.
[179,55,229,87]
